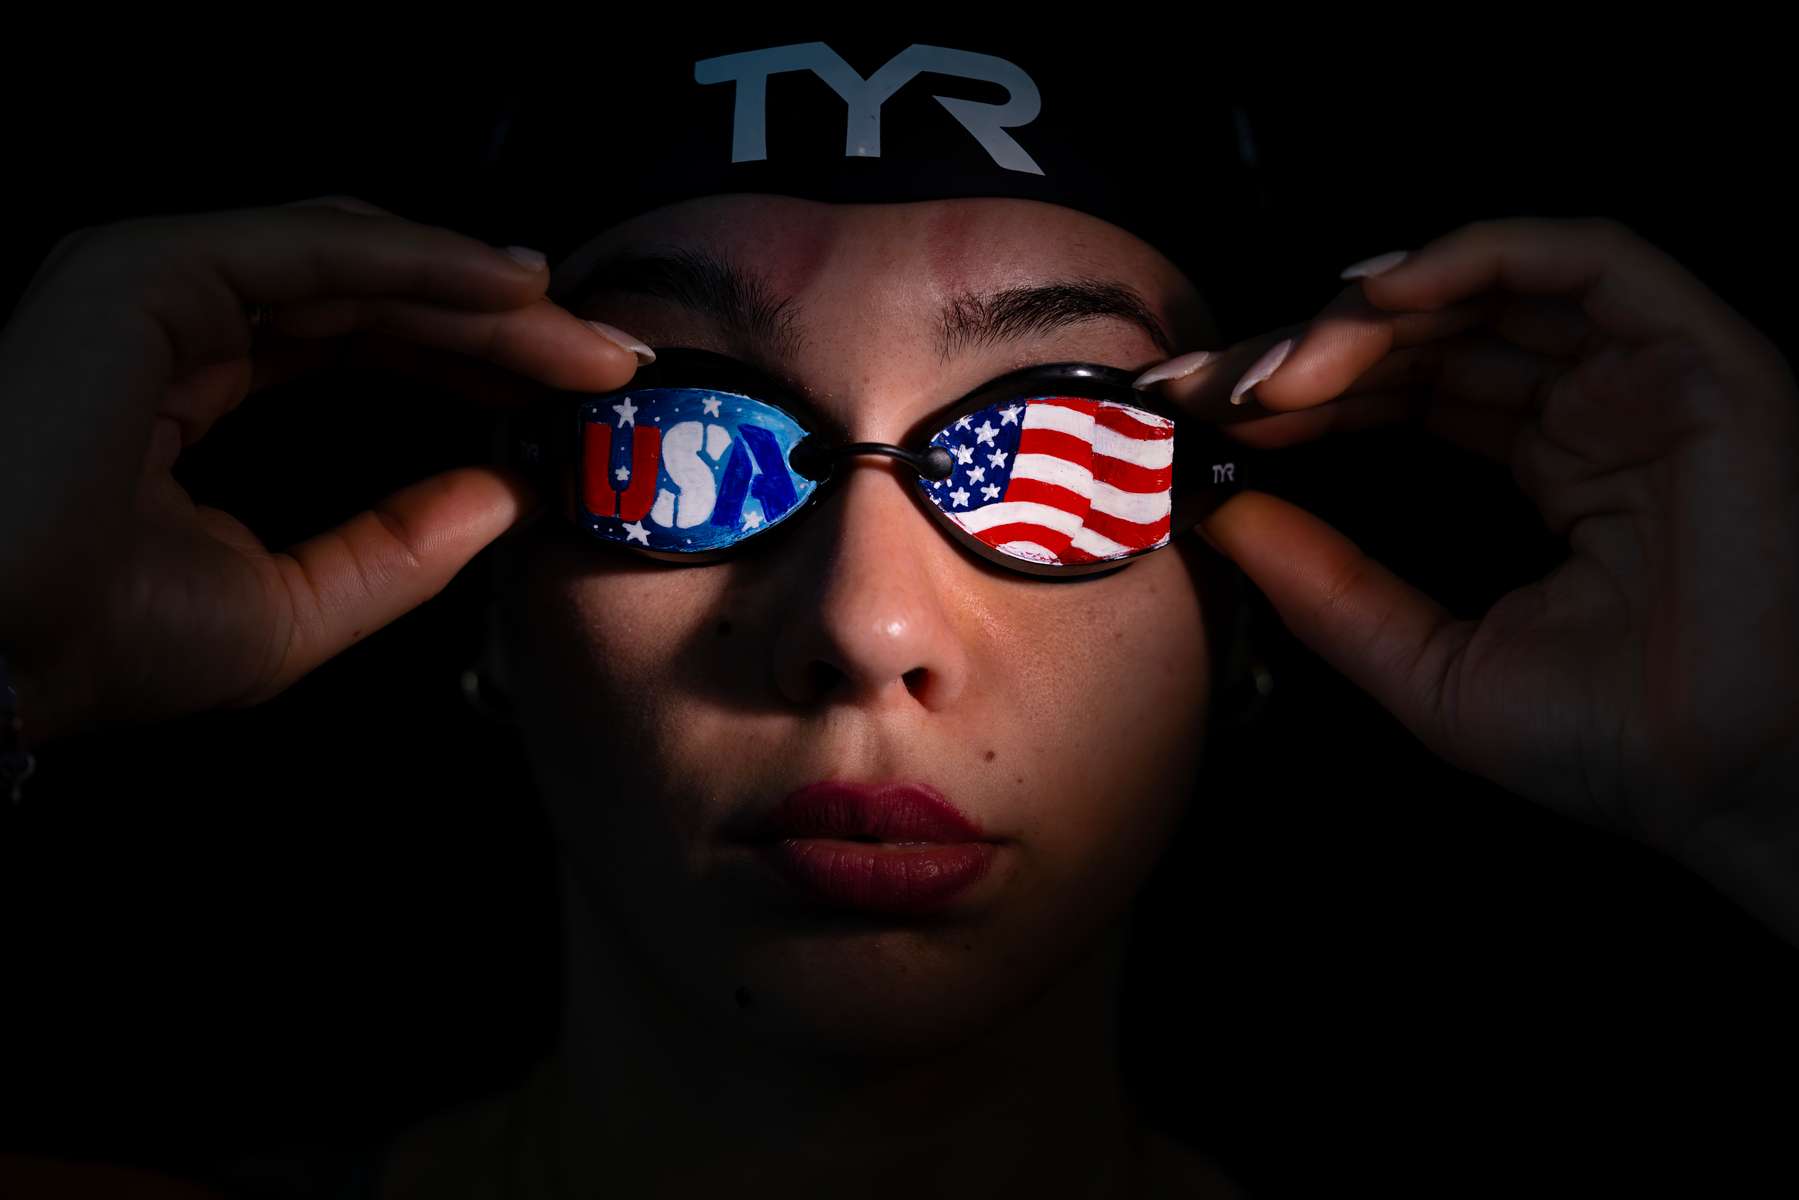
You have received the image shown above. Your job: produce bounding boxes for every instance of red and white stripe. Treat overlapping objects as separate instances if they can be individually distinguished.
[949,396,1173,565]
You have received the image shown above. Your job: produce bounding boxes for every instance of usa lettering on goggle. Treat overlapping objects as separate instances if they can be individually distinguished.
[501,348,1259,577]
[579,386,817,552]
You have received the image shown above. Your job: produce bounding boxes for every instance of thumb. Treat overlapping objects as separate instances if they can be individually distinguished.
[1195,491,1475,756]
[253,465,541,702]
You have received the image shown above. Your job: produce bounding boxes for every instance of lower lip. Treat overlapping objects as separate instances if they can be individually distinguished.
[750,838,1000,915]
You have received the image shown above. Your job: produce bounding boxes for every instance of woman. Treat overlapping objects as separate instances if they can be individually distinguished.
[4,39,1797,1199]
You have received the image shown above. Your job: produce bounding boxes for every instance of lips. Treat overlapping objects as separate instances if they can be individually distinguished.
[738,780,990,844]
[731,781,1001,915]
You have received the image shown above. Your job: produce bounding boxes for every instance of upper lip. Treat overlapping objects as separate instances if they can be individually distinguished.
[734,780,992,844]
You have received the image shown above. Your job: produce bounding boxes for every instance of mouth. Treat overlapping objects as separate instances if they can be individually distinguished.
[748,837,1000,914]
[733,779,995,845]
[725,780,1004,915]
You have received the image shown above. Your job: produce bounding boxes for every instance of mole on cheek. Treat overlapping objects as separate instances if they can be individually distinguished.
[984,749,997,762]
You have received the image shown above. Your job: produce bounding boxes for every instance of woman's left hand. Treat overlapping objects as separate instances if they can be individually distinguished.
[1139,217,1799,934]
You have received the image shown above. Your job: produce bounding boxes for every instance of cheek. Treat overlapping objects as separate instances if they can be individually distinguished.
[1025,551,1210,752]
[999,551,1213,856]
[507,545,751,872]
[956,550,1214,992]
[510,541,730,752]
[1078,558,1210,724]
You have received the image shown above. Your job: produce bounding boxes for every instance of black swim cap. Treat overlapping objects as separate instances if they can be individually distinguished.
[470,27,1268,320]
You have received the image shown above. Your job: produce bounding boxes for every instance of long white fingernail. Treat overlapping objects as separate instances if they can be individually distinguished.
[1132,351,1214,389]
[583,320,656,365]
[1340,250,1408,280]
[503,245,548,272]
[1230,338,1293,405]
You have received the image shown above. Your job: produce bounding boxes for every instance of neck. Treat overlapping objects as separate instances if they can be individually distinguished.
[513,859,1146,1198]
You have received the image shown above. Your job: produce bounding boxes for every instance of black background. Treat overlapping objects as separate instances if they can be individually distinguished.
[3,60,1796,1198]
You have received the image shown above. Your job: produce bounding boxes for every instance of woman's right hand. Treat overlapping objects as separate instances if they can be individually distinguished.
[0,196,648,745]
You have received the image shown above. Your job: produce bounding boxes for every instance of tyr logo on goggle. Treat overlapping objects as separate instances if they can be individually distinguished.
[693,42,1045,174]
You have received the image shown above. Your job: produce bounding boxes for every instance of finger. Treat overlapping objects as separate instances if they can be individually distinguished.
[161,357,256,449]
[60,204,583,381]
[1133,325,1305,424]
[1137,290,1489,425]
[1245,290,1593,419]
[1317,333,1555,415]
[1195,489,1478,768]
[281,194,396,216]
[265,293,648,392]
[1217,386,1526,467]
[160,332,507,459]
[244,332,540,410]
[1487,294,1595,360]
[1214,334,1551,458]
[245,333,347,396]
[330,334,551,410]
[1349,217,1751,354]
[1231,287,1503,417]
[246,464,540,706]
[160,296,644,451]
[143,414,186,479]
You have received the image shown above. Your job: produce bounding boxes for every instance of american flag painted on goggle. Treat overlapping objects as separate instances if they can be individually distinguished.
[922,395,1174,565]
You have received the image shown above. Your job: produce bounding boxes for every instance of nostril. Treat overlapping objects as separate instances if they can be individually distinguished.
[797,663,930,703]
[902,668,928,699]
[806,661,845,699]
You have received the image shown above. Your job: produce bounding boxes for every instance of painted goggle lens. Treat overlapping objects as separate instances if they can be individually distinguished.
[554,348,1197,575]
[914,393,1174,568]
[576,386,819,553]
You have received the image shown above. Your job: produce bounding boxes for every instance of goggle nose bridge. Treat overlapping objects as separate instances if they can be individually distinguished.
[790,438,955,484]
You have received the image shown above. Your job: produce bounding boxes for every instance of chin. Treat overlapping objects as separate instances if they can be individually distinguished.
[684,933,1065,1070]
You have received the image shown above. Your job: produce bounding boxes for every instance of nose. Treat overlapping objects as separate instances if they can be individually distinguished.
[769,456,971,710]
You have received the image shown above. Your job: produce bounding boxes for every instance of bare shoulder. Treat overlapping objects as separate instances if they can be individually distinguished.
[1134,1126,1252,1199]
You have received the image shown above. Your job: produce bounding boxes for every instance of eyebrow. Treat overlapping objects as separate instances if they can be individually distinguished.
[558,245,1178,369]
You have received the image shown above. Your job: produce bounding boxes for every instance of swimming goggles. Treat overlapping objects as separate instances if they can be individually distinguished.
[499,346,1267,579]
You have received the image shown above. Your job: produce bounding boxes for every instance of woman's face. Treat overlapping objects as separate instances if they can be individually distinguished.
[495,193,1229,1066]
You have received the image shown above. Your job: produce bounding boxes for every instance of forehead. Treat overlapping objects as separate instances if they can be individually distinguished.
[550,193,1199,321]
